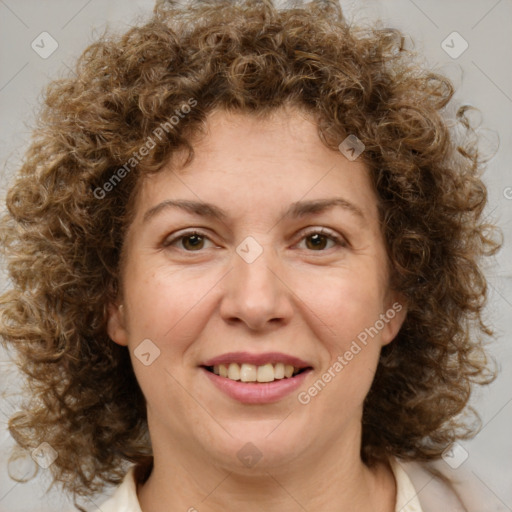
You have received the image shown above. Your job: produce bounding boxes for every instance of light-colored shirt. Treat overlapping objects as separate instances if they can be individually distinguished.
[96,457,424,512]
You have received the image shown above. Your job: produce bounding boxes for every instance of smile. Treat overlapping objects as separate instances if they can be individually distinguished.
[203,362,310,382]
[200,365,313,404]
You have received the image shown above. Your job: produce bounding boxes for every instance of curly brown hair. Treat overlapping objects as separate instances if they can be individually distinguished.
[0,0,502,508]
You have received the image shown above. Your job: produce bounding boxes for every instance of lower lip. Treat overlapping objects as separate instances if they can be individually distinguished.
[200,367,313,404]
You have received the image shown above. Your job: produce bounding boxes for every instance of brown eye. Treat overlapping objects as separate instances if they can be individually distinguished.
[180,233,205,251]
[164,230,213,251]
[304,233,331,250]
[297,228,347,251]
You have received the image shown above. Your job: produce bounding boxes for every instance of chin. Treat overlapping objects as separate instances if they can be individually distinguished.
[204,422,304,469]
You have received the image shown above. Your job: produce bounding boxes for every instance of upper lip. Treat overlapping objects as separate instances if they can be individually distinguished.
[201,351,313,369]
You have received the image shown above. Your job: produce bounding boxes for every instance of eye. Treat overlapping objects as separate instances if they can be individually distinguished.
[163,227,348,253]
[163,230,214,251]
[295,227,348,251]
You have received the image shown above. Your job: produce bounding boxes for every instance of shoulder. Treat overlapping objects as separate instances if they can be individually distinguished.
[95,466,142,512]
[74,457,502,512]
[395,457,505,512]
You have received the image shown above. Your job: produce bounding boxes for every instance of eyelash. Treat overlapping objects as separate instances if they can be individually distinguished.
[163,227,348,252]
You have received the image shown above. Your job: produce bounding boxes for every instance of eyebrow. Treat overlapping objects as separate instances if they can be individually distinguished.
[142,197,367,225]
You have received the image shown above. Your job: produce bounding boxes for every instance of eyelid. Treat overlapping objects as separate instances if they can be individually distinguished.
[162,226,349,251]
[296,226,349,249]
[162,228,215,248]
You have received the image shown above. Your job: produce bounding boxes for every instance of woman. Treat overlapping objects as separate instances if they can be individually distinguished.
[0,0,502,510]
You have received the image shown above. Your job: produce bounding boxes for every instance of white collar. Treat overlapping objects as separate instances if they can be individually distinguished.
[97,465,142,512]
[390,457,424,511]
[97,457,423,512]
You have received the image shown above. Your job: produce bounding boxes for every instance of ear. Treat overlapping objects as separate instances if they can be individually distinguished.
[107,302,129,347]
[380,293,408,347]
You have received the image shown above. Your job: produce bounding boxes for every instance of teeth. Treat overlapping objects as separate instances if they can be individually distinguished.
[240,363,257,382]
[211,362,304,382]
[274,363,285,379]
[257,363,275,382]
[228,362,240,381]
[284,364,294,378]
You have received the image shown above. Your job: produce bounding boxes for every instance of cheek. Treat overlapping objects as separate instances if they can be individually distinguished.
[122,265,213,415]
[296,266,387,344]
[313,272,390,405]
[123,263,218,348]
[298,274,386,412]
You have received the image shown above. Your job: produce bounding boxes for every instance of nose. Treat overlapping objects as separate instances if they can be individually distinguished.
[219,238,294,332]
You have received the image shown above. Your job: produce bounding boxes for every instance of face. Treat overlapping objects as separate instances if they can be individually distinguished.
[107,106,406,475]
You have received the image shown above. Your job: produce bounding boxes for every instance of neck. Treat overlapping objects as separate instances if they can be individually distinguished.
[137,418,396,512]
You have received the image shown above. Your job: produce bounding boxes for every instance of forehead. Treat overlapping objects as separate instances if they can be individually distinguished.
[133,107,380,228]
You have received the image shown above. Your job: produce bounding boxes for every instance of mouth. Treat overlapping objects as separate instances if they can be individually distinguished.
[199,362,314,404]
[201,363,312,383]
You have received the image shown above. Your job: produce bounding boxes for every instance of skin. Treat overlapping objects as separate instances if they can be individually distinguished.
[107,104,408,512]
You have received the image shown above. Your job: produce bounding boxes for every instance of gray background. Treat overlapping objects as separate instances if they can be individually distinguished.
[0,0,511,510]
